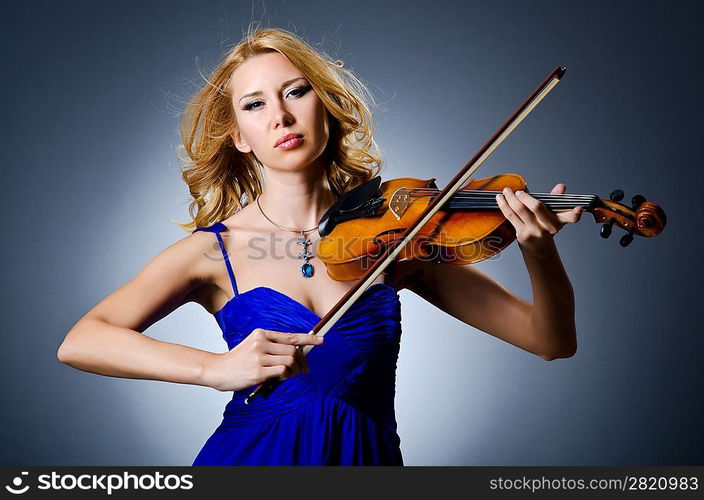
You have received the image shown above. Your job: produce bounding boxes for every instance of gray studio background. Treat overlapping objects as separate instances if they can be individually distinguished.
[2,0,702,465]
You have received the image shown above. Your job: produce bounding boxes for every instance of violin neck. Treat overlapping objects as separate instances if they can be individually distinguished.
[436,190,599,212]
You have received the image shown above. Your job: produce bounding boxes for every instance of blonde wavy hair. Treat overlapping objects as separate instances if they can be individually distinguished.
[174,26,383,232]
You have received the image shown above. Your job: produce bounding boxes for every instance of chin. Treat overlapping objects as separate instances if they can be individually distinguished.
[265,160,313,173]
[280,154,325,171]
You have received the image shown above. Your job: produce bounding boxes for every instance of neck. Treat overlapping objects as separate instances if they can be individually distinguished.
[257,158,336,231]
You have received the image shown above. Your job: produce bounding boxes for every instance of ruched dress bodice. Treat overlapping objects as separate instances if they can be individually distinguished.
[191,222,404,465]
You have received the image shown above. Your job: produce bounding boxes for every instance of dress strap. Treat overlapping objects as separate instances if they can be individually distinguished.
[192,222,239,297]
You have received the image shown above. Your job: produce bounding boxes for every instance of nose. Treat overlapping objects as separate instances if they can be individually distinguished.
[270,97,294,128]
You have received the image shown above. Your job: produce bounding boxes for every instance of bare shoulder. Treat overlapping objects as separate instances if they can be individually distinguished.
[191,207,259,311]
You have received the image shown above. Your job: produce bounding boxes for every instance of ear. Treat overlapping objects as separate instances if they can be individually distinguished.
[231,127,252,154]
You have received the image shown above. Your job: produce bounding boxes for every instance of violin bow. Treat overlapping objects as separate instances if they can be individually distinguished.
[245,66,567,404]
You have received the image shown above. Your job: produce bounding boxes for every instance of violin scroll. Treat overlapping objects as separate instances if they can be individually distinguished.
[592,188,666,247]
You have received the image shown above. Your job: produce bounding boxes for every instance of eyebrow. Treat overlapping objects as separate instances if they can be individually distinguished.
[238,76,308,103]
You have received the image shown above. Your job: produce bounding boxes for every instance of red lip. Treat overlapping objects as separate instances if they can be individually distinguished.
[275,133,303,147]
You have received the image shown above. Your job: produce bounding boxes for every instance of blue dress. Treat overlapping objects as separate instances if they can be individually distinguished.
[190,222,404,465]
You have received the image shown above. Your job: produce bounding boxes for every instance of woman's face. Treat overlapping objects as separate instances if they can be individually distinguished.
[229,52,330,172]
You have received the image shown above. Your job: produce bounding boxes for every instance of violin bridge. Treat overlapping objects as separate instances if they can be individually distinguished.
[389,188,413,220]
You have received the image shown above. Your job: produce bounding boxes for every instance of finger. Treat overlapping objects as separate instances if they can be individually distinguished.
[550,183,566,195]
[265,331,324,346]
[264,342,298,356]
[496,190,525,231]
[260,334,317,377]
[262,354,300,378]
[501,187,535,226]
[556,206,583,224]
[515,190,562,234]
[261,354,297,371]
[260,364,290,382]
[549,183,582,225]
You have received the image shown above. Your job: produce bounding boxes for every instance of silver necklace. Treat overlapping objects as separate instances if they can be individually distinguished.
[256,195,318,278]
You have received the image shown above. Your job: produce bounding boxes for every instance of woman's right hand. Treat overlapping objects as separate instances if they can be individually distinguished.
[203,328,324,392]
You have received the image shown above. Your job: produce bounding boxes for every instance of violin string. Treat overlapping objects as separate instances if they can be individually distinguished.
[394,189,597,208]
[441,201,593,205]
[404,188,593,194]
[404,188,595,199]
[405,191,595,199]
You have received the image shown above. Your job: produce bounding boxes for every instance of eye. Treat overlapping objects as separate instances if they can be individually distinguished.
[242,85,311,111]
[288,85,311,98]
[243,100,263,111]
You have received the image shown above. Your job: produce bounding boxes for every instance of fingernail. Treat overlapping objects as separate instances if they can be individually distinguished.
[516,190,523,195]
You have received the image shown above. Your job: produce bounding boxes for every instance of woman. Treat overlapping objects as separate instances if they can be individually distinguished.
[57,26,583,466]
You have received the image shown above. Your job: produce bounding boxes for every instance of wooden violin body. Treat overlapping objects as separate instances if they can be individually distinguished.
[316,174,667,282]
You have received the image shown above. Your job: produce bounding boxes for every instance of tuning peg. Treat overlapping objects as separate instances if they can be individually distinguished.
[619,227,636,247]
[610,189,624,201]
[631,194,646,210]
[600,218,614,238]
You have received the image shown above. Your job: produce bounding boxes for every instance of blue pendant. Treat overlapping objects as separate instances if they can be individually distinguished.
[300,262,314,278]
[296,230,316,279]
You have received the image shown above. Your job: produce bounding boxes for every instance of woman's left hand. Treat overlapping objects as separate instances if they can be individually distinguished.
[496,183,583,256]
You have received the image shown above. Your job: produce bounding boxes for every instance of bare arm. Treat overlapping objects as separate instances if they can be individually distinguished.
[404,244,575,361]
[57,317,216,387]
[57,231,218,387]
[399,182,582,361]
[57,231,323,391]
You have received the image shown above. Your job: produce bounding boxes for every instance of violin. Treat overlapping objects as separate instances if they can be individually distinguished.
[244,65,667,404]
[314,173,667,280]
